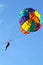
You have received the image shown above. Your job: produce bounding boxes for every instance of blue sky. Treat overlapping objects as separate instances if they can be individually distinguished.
[0,0,43,65]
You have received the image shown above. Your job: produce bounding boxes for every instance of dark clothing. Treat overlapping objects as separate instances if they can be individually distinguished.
[5,42,10,50]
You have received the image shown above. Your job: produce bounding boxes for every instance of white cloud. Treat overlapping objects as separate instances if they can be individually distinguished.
[0,4,5,11]
[0,4,4,8]
[0,4,5,13]
[0,4,5,25]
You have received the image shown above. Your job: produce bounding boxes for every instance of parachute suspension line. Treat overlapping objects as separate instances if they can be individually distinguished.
[7,26,23,43]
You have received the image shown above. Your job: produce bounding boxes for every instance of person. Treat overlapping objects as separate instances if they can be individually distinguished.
[5,42,10,51]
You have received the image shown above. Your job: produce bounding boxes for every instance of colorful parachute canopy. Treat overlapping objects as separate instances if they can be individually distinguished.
[19,8,42,34]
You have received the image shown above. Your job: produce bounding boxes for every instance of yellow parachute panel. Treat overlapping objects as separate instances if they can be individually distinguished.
[34,11,40,19]
[22,19,32,31]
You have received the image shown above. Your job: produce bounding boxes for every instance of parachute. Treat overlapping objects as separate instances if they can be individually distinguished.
[19,8,43,34]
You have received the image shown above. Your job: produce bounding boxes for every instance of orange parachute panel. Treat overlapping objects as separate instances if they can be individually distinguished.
[29,12,39,23]
[32,15,39,23]
[29,12,34,19]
